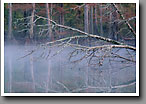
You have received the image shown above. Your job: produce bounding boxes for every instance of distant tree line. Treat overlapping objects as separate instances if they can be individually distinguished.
[4,3,136,45]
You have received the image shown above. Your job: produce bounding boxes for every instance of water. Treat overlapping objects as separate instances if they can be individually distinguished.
[4,45,136,93]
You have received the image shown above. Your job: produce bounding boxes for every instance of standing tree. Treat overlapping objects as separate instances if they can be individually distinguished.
[99,4,103,36]
[46,3,53,92]
[90,4,94,34]
[84,4,89,33]
[59,3,64,33]
[84,4,89,88]
[8,3,13,40]
[29,3,35,40]
[5,3,136,93]
[46,3,53,40]
[110,4,118,40]
[94,4,99,35]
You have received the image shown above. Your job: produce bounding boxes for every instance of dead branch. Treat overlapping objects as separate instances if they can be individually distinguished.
[88,44,136,51]
[70,4,85,10]
[17,50,34,60]
[35,14,126,45]
[112,3,136,37]
[111,52,136,63]
[69,43,136,51]
[111,81,136,89]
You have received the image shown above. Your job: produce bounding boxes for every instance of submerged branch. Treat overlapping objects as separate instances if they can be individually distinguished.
[56,81,70,92]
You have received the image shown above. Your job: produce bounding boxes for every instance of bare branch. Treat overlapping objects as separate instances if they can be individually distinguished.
[111,81,136,89]
[112,3,136,37]
[68,43,136,51]
[88,44,136,51]
[111,52,136,63]
[35,14,126,45]
[70,4,85,10]
[17,50,34,60]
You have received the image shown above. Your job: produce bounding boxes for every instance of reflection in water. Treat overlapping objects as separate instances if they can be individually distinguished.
[4,45,136,93]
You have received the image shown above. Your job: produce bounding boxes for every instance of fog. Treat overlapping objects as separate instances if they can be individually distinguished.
[4,44,136,93]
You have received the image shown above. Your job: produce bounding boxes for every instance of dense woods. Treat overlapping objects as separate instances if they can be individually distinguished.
[4,3,137,93]
[4,3,136,45]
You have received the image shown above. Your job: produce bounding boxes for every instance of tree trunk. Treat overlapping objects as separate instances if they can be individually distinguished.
[109,7,112,39]
[23,10,28,40]
[94,4,99,35]
[84,4,89,33]
[8,3,12,40]
[50,3,53,19]
[110,4,118,40]
[29,3,35,40]
[113,12,118,40]
[99,4,103,36]
[59,4,64,33]
[84,4,89,90]
[46,3,53,40]
[90,5,94,34]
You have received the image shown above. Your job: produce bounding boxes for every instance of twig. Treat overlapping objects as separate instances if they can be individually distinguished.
[17,50,34,60]
[112,52,136,63]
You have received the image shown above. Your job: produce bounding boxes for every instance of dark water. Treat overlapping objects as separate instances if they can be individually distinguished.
[4,45,136,93]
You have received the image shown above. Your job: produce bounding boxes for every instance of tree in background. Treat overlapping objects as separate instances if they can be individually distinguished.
[29,3,35,40]
[4,3,136,93]
[84,4,89,33]
[94,4,99,35]
[89,4,94,34]
[8,3,13,40]
[46,3,53,40]
[99,4,103,36]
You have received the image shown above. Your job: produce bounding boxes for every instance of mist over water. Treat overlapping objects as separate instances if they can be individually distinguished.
[4,45,136,93]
